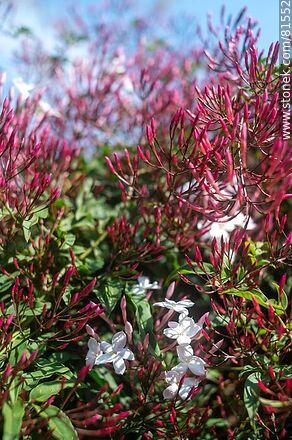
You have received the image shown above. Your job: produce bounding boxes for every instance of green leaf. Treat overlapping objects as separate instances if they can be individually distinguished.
[259,398,291,408]
[23,360,73,390]
[60,233,76,250]
[8,330,30,366]
[96,280,122,314]
[89,367,118,390]
[40,405,78,440]
[0,274,15,293]
[272,282,288,311]
[127,293,160,356]
[22,219,32,242]
[244,372,261,429]
[239,365,259,379]
[22,208,48,242]
[222,288,285,314]
[29,379,74,402]
[2,398,25,440]
[6,300,51,318]
[205,418,228,428]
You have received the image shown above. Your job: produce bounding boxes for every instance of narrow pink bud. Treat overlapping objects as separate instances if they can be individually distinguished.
[125,321,133,342]
[240,122,247,169]
[86,324,95,337]
[166,281,175,299]
[120,295,127,323]
[146,124,154,145]
[78,365,90,380]
[105,156,116,174]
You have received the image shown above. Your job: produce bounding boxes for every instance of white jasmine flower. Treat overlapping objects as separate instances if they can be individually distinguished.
[163,367,199,400]
[39,100,61,117]
[121,75,135,95]
[0,72,7,86]
[199,213,256,241]
[85,337,103,368]
[177,179,199,203]
[163,314,202,345]
[13,77,34,99]
[153,298,194,315]
[96,331,134,375]
[12,77,60,117]
[176,344,206,376]
[132,276,160,295]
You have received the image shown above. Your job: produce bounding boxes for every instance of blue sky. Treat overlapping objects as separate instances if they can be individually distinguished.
[0,0,278,78]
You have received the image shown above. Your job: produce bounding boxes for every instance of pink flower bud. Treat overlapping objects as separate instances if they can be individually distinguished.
[166,281,175,299]
[85,324,95,337]
[125,320,133,340]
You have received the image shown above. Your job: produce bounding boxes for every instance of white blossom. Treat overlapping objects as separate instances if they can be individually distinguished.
[176,344,206,376]
[12,77,61,117]
[153,298,194,315]
[132,276,160,295]
[38,100,61,117]
[85,337,103,368]
[163,367,199,400]
[199,213,256,241]
[163,314,201,345]
[13,77,34,100]
[96,331,134,375]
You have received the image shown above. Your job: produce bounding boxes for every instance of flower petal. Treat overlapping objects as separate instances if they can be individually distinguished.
[153,301,167,308]
[138,276,149,287]
[179,378,199,400]
[177,300,194,307]
[112,331,126,351]
[100,341,112,352]
[168,321,179,329]
[179,316,195,329]
[185,324,202,338]
[188,356,206,376]
[165,299,176,306]
[184,377,200,388]
[163,328,176,339]
[85,351,96,368]
[174,306,189,314]
[177,335,191,345]
[132,285,144,295]
[150,281,160,290]
[168,363,188,380]
[113,356,126,375]
[88,338,99,352]
[95,352,117,365]
[177,344,194,362]
[120,348,135,360]
[178,384,192,400]
[163,383,178,400]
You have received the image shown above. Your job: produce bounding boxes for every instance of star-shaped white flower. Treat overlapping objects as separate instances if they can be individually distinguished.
[13,77,34,100]
[96,331,134,375]
[38,100,61,117]
[199,213,256,241]
[176,344,206,376]
[163,367,199,400]
[153,298,194,315]
[85,337,103,368]
[132,276,160,295]
[163,314,202,345]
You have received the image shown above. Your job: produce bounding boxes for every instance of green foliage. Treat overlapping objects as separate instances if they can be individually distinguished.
[243,373,261,430]
[2,399,25,440]
[38,405,78,440]
[22,208,49,242]
[97,279,123,314]
[127,292,160,356]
